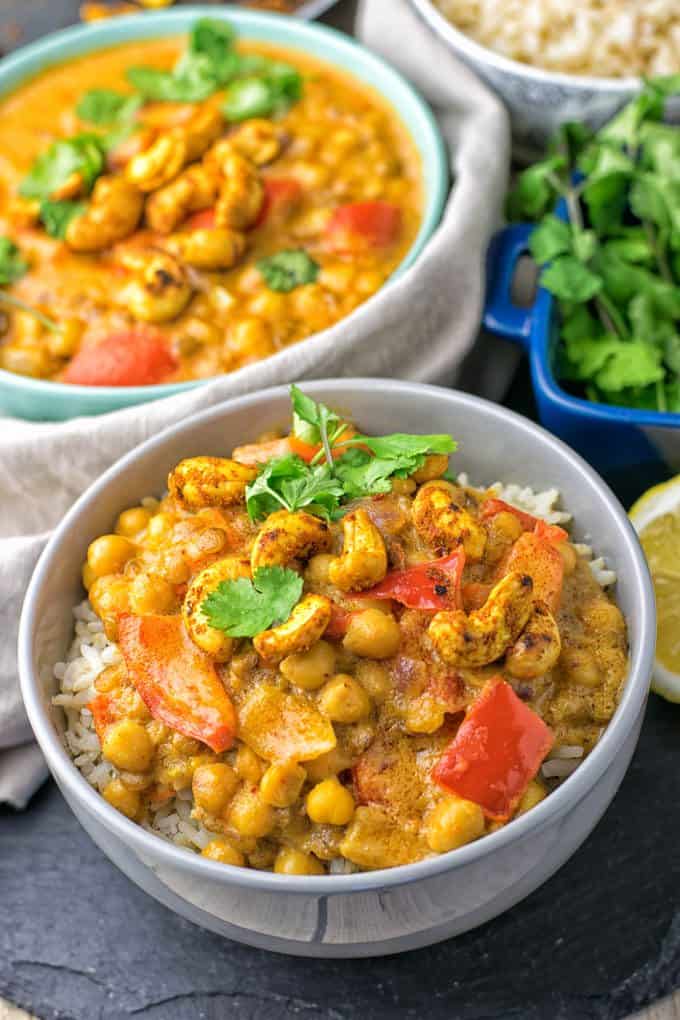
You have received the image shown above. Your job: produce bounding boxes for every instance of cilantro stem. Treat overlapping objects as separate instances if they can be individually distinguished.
[597,291,630,340]
[643,220,673,285]
[656,379,667,412]
[0,291,59,332]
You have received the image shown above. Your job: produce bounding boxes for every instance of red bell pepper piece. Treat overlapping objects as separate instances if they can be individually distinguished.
[118,614,236,753]
[63,331,177,387]
[255,177,303,228]
[324,603,354,640]
[481,498,568,544]
[501,531,564,612]
[185,207,216,230]
[89,693,116,742]
[357,550,465,610]
[325,201,402,253]
[432,678,554,821]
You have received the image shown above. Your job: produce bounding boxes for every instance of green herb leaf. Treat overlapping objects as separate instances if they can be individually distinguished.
[0,237,28,285]
[257,250,319,293]
[222,62,301,121]
[201,565,303,638]
[595,340,665,392]
[529,215,572,264]
[39,199,86,239]
[506,155,566,221]
[20,134,105,201]
[76,88,142,126]
[541,256,603,302]
[581,172,630,234]
[245,455,344,521]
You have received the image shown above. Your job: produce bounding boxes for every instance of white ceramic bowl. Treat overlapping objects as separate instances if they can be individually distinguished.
[19,380,654,957]
[409,0,641,159]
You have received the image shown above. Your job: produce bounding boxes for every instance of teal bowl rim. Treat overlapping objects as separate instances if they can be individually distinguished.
[0,6,449,411]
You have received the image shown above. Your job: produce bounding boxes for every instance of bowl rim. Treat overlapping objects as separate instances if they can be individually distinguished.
[0,6,448,405]
[409,0,642,92]
[19,379,655,894]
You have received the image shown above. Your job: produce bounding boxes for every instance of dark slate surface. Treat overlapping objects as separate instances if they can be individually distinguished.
[2,2,680,1018]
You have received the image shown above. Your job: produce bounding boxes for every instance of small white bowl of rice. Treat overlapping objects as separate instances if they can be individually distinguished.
[409,0,680,157]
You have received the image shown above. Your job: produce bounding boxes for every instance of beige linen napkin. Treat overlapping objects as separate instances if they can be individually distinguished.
[0,0,510,807]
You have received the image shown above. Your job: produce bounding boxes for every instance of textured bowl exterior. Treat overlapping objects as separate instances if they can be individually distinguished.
[19,381,655,956]
[409,0,639,160]
[0,7,447,420]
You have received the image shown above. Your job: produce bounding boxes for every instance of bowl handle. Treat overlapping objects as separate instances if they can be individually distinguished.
[483,224,534,349]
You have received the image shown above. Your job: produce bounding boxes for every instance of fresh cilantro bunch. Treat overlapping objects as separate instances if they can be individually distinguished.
[244,386,457,521]
[508,76,680,412]
[202,566,303,637]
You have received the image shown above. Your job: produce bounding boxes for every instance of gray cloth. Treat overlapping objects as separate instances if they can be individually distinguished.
[0,0,511,806]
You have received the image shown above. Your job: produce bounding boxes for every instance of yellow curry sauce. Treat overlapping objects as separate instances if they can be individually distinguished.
[77,415,628,874]
[0,34,422,385]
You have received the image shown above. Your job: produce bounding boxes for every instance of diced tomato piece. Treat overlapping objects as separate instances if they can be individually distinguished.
[185,207,216,230]
[88,693,116,742]
[324,603,354,640]
[325,201,402,253]
[254,178,303,229]
[63,331,177,387]
[481,498,568,544]
[357,550,465,610]
[432,678,554,822]
[288,435,322,463]
[118,614,236,753]
[501,531,564,612]
[232,436,293,465]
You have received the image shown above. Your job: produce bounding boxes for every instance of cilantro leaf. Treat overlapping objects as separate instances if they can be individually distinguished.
[333,434,456,501]
[289,383,344,450]
[506,155,566,221]
[127,18,240,102]
[528,215,572,264]
[76,89,142,126]
[356,433,456,460]
[594,340,664,392]
[201,566,303,638]
[222,63,302,122]
[20,134,105,201]
[540,256,603,302]
[257,250,319,293]
[245,455,343,521]
[39,199,86,240]
[0,237,28,285]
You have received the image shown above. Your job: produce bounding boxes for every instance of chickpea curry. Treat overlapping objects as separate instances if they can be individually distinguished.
[70,387,629,874]
[0,20,422,385]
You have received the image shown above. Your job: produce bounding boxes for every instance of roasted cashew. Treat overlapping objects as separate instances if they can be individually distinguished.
[182,104,225,163]
[166,227,246,270]
[413,480,487,561]
[117,249,192,322]
[126,130,187,192]
[228,119,283,166]
[250,510,332,573]
[183,555,252,661]
[428,571,534,667]
[65,176,144,252]
[145,164,219,234]
[328,508,388,592]
[168,456,257,510]
[505,601,561,680]
[253,594,332,663]
[214,151,264,231]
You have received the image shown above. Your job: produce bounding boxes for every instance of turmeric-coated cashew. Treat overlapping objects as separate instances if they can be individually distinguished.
[328,508,387,592]
[428,571,534,667]
[505,601,561,680]
[65,176,144,252]
[253,594,332,663]
[183,556,252,660]
[250,510,331,573]
[413,481,486,561]
[169,456,257,510]
[117,249,192,323]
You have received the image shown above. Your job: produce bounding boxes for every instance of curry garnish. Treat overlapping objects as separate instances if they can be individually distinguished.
[202,565,303,637]
[257,250,319,292]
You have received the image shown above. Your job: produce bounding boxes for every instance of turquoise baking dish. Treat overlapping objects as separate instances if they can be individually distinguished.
[0,7,448,420]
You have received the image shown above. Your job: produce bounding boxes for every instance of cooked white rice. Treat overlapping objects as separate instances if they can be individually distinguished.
[434,0,680,78]
[53,481,616,854]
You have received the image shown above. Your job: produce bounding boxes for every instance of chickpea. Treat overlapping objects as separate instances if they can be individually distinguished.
[259,762,307,808]
[234,745,265,784]
[405,696,445,735]
[558,542,578,574]
[305,553,335,587]
[560,647,601,688]
[248,290,286,320]
[102,719,154,773]
[304,746,353,784]
[516,779,547,816]
[580,598,625,635]
[202,838,245,867]
[47,318,84,359]
[103,778,141,820]
[192,763,239,815]
[354,662,391,704]
[87,534,136,579]
[227,318,274,362]
[343,609,400,659]
[425,797,485,854]
[274,848,325,876]
[355,270,384,296]
[318,264,355,294]
[306,777,355,826]
[147,512,177,544]
[318,674,371,724]
[0,344,53,378]
[228,787,276,838]
[391,477,417,496]
[129,572,177,615]
[88,576,130,639]
[280,640,336,691]
[115,506,152,538]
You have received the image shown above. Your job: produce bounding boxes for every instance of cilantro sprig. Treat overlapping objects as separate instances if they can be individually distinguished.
[508,76,680,413]
[201,566,303,637]
[258,251,319,293]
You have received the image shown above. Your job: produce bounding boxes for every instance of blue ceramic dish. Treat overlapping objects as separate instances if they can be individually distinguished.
[484,223,679,490]
[0,7,448,421]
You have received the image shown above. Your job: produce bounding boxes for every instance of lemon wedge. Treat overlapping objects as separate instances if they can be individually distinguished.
[630,475,680,702]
